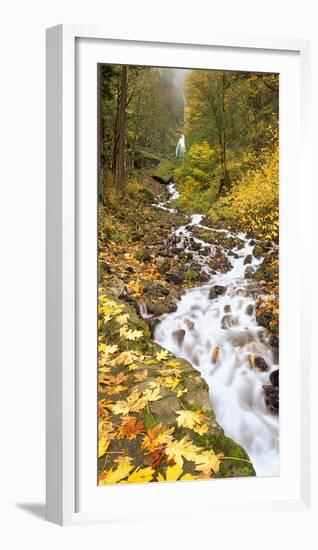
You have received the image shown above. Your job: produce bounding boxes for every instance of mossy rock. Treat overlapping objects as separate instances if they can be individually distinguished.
[152,160,175,184]
[99,292,256,480]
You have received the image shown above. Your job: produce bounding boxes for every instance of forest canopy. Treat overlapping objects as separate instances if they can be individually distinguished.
[99,64,278,241]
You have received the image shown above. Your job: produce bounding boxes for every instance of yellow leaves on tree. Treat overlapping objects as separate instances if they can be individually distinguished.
[219,146,279,241]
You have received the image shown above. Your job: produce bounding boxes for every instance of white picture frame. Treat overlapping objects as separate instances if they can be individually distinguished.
[46,24,311,526]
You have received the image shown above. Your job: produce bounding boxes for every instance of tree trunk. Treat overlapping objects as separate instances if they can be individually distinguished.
[115,65,127,195]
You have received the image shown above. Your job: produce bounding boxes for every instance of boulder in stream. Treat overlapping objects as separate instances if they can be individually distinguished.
[165,270,185,285]
[172,329,186,346]
[269,369,279,387]
[244,254,253,265]
[248,354,269,372]
[208,285,227,300]
[263,384,279,413]
[221,314,239,329]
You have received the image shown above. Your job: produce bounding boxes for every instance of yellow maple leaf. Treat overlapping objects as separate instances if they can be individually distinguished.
[99,456,134,485]
[175,410,205,430]
[156,349,170,361]
[108,350,138,366]
[176,388,188,398]
[194,423,209,435]
[98,436,109,458]
[119,326,143,341]
[165,437,202,467]
[125,466,155,484]
[193,451,224,475]
[111,389,148,416]
[134,369,148,382]
[142,386,161,402]
[165,360,181,368]
[116,313,130,326]
[163,376,181,390]
[141,423,175,453]
[157,463,196,482]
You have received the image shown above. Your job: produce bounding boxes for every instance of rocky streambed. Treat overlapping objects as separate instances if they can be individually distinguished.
[145,182,280,477]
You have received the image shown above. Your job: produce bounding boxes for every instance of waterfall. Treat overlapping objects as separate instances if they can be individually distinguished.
[176,134,186,158]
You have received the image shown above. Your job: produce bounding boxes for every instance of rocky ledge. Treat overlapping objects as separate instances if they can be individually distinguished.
[98,291,256,484]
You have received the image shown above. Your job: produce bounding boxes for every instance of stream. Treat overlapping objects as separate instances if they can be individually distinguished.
[150,181,279,477]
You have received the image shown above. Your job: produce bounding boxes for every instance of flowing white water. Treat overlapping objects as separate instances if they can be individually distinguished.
[151,182,279,477]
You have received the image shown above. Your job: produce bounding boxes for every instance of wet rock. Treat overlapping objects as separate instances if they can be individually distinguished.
[135,249,151,262]
[269,333,279,348]
[107,275,126,298]
[263,384,279,413]
[155,257,170,274]
[244,265,255,278]
[198,271,210,283]
[201,246,211,256]
[253,244,265,258]
[145,296,177,316]
[146,281,169,296]
[224,304,232,313]
[244,254,253,265]
[207,253,232,273]
[269,369,279,387]
[248,354,269,371]
[191,242,202,251]
[184,318,195,330]
[208,285,226,299]
[165,270,185,285]
[144,316,160,336]
[172,329,186,346]
[185,268,200,282]
[211,345,221,363]
[245,304,254,316]
[221,314,239,329]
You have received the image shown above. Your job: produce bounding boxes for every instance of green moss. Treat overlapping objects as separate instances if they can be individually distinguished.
[152,160,175,184]
[185,269,199,282]
[127,181,155,204]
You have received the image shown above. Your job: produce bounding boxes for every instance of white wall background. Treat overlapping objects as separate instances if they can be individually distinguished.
[0,0,316,547]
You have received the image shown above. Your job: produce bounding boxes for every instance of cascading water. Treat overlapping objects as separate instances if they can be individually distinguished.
[151,181,279,477]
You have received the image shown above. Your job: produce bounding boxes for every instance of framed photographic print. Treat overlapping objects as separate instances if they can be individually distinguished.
[46,25,311,525]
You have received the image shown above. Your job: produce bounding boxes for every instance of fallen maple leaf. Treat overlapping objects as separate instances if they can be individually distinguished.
[99,456,134,485]
[164,437,202,467]
[193,451,224,475]
[156,349,170,361]
[119,326,143,341]
[98,436,110,458]
[175,410,205,430]
[142,386,161,402]
[157,463,197,482]
[117,416,144,440]
[141,423,175,453]
[134,369,148,382]
[108,350,138,366]
[98,399,113,417]
[125,466,155,483]
[115,313,130,326]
